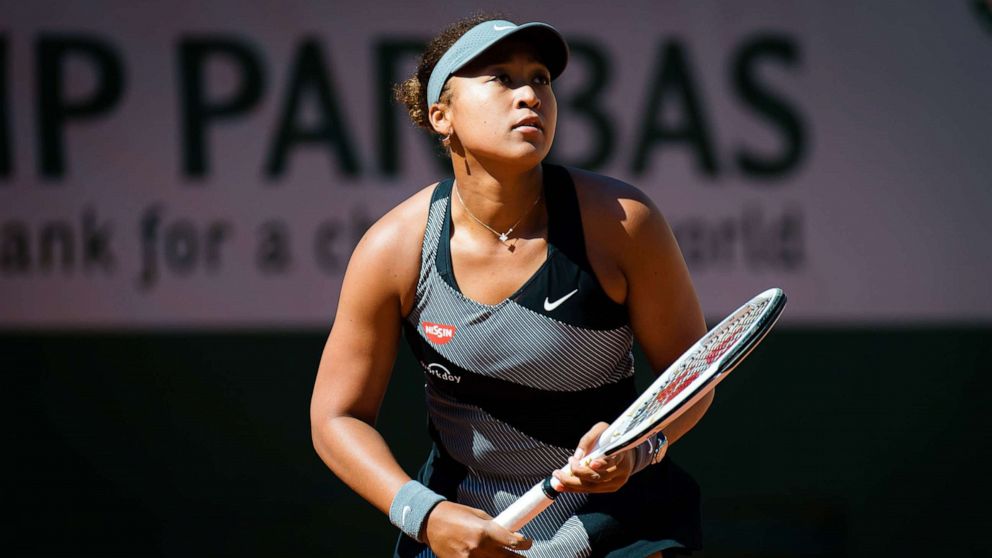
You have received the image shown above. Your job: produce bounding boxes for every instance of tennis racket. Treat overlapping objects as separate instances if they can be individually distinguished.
[493,287,787,531]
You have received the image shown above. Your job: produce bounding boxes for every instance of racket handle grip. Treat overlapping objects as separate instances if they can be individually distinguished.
[493,476,561,531]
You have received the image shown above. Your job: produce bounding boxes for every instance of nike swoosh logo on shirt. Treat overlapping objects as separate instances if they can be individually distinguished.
[544,289,579,311]
[493,25,515,31]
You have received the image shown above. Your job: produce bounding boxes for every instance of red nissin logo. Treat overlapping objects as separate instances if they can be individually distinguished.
[422,321,456,344]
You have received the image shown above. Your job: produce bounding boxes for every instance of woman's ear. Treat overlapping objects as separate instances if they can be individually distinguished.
[428,102,451,138]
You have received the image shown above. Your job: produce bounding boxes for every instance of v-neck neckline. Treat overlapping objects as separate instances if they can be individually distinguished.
[439,174,554,309]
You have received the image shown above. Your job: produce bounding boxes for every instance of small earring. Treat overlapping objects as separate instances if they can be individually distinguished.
[441,133,452,147]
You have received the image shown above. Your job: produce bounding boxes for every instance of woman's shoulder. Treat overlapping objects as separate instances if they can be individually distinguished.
[561,166,662,236]
[362,181,438,247]
[346,182,440,304]
[342,183,437,316]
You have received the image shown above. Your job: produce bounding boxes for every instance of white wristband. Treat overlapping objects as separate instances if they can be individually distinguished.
[389,480,446,542]
[630,432,668,474]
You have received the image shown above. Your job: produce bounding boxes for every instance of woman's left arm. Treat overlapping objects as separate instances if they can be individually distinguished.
[553,179,711,493]
[619,192,711,445]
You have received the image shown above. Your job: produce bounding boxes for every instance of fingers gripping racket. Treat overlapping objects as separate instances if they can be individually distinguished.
[494,288,787,531]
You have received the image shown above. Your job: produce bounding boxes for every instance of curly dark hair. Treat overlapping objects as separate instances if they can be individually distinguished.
[394,12,505,136]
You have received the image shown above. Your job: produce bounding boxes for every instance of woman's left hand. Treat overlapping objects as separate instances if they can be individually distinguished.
[552,422,634,493]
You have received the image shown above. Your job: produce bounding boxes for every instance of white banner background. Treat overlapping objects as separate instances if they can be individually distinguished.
[1,0,990,328]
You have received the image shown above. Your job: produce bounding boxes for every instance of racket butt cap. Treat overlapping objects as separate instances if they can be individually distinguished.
[493,476,559,530]
[541,477,559,500]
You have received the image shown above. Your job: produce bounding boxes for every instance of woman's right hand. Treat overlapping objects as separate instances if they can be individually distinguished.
[423,501,533,557]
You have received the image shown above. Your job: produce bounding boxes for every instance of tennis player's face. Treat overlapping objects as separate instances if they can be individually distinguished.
[445,41,557,164]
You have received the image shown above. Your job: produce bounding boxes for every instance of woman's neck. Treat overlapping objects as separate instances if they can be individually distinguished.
[450,154,545,235]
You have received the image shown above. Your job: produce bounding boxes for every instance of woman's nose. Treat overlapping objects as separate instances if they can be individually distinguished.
[515,84,541,109]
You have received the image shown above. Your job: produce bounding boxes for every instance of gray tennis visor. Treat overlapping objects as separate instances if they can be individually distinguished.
[427,20,569,107]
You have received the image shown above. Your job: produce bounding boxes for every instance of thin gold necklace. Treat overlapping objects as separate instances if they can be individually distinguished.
[453,182,542,244]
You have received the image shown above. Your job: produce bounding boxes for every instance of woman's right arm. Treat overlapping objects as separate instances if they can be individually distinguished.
[310,215,417,515]
[309,198,529,557]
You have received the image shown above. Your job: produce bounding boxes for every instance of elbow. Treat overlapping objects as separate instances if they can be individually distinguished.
[309,392,339,456]
[308,400,366,460]
[310,405,347,470]
[309,406,328,455]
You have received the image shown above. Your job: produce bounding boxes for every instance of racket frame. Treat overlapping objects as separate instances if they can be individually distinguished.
[593,287,787,461]
[493,288,787,531]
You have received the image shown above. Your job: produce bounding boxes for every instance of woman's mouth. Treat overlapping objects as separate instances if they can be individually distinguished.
[512,117,544,133]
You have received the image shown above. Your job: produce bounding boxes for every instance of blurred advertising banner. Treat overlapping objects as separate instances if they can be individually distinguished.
[2,0,990,328]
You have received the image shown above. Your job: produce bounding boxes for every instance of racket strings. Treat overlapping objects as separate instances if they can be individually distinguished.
[616,298,771,437]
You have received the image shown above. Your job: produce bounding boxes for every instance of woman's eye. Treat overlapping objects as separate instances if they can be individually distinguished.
[489,72,549,86]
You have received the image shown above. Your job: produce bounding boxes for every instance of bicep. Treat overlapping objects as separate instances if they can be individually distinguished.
[621,201,706,372]
[310,237,408,426]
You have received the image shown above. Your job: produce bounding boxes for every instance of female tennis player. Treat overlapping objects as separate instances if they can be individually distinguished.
[311,14,711,558]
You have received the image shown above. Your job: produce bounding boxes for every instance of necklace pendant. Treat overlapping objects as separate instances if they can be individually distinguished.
[498,232,509,243]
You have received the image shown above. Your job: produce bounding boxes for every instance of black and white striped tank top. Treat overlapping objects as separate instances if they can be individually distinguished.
[400,164,647,556]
